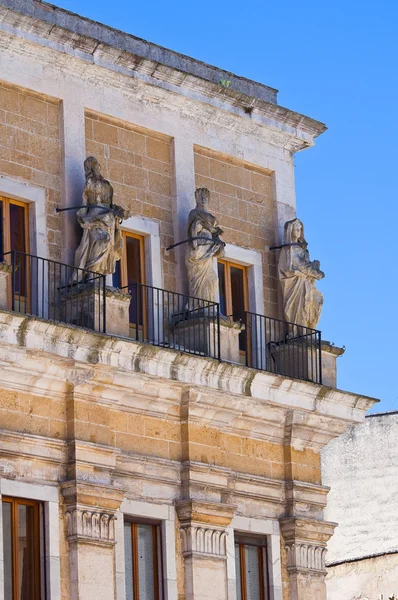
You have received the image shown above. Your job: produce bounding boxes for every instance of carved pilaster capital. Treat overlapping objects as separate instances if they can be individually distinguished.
[176,500,236,559]
[284,542,328,573]
[61,480,124,546]
[180,525,227,558]
[65,507,116,546]
[280,517,336,574]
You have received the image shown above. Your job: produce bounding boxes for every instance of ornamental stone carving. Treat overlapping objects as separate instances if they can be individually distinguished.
[180,525,227,557]
[278,218,325,329]
[176,500,235,560]
[280,517,336,575]
[65,508,116,545]
[285,542,327,573]
[73,156,130,278]
[186,188,225,302]
[61,480,124,547]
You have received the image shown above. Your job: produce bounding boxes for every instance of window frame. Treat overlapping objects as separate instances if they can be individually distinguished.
[119,231,146,290]
[0,479,61,600]
[0,196,30,257]
[115,499,177,600]
[124,517,163,600]
[235,534,270,600]
[2,495,43,600]
[217,258,248,320]
[227,517,282,600]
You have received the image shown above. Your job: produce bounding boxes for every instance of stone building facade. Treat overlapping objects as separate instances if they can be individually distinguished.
[0,1,377,600]
[322,412,398,600]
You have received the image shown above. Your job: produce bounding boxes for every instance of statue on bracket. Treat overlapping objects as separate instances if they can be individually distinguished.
[278,218,325,329]
[185,187,225,302]
[73,156,130,279]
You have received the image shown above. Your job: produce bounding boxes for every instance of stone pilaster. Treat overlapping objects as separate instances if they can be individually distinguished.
[280,518,336,600]
[60,99,86,266]
[176,500,236,600]
[171,136,196,295]
[62,481,124,600]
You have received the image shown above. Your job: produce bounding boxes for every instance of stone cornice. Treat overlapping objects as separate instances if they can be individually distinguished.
[0,429,66,464]
[0,312,378,450]
[0,0,278,105]
[176,500,236,527]
[0,1,327,152]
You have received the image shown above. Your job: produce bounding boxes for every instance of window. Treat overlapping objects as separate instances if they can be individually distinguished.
[124,520,162,600]
[0,197,30,300]
[113,232,145,327]
[0,197,29,258]
[218,260,248,353]
[2,497,43,600]
[235,534,270,600]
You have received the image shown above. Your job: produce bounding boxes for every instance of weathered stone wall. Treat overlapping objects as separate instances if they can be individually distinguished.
[0,384,320,485]
[326,552,398,600]
[0,307,376,600]
[0,387,66,440]
[0,81,62,259]
[85,110,176,290]
[322,412,398,600]
[322,413,398,561]
[194,146,278,316]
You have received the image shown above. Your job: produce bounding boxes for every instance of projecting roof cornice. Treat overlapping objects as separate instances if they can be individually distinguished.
[0,0,327,152]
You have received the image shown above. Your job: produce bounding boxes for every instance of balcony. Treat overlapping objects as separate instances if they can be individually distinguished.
[1,251,323,385]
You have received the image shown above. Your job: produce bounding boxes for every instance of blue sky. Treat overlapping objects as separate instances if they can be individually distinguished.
[52,0,397,412]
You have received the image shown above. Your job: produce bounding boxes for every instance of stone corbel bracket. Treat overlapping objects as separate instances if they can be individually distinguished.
[180,525,227,558]
[62,480,124,547]
[65,507,116,546]
[176,500,236,559]
[280,517,337,574]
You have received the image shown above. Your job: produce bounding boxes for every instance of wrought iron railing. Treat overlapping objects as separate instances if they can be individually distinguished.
[123,282,221,360]
[1,251,323,383]
[244,311,322,384]
[4,250,106,333]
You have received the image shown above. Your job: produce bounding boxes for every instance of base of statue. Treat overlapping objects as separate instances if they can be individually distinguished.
[320,341,345,387]
[173,317,244,363]
[270,337,322,383]
[61,284,131,336]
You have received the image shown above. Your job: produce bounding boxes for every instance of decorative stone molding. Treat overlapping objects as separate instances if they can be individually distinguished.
[65,507,115,545]
[280,517,337,574]
[176,500,236,559]
[285,542,327,573]
[180,525,227,557]
[61,480,124,546]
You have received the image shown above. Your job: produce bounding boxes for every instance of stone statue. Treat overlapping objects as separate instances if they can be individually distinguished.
[278,218,325,329]
[185,188,225,302]
[73,157,129,278]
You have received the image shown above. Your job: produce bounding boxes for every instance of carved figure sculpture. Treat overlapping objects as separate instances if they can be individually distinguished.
[185,188,225,302]
[278,218,325,329]
[73,157,129,277]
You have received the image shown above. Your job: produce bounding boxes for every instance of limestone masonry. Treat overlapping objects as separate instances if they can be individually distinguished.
[0,1,378,600]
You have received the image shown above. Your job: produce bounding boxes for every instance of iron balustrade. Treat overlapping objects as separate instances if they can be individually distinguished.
[1,252,324,383]
[4,250,107,333]
[123,282,221,360]
[244,311,322,384]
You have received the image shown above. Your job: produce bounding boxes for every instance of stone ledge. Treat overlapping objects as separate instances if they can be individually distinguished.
[0,311,378,430]
[0,1,328,153]
[0,0,278,104]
